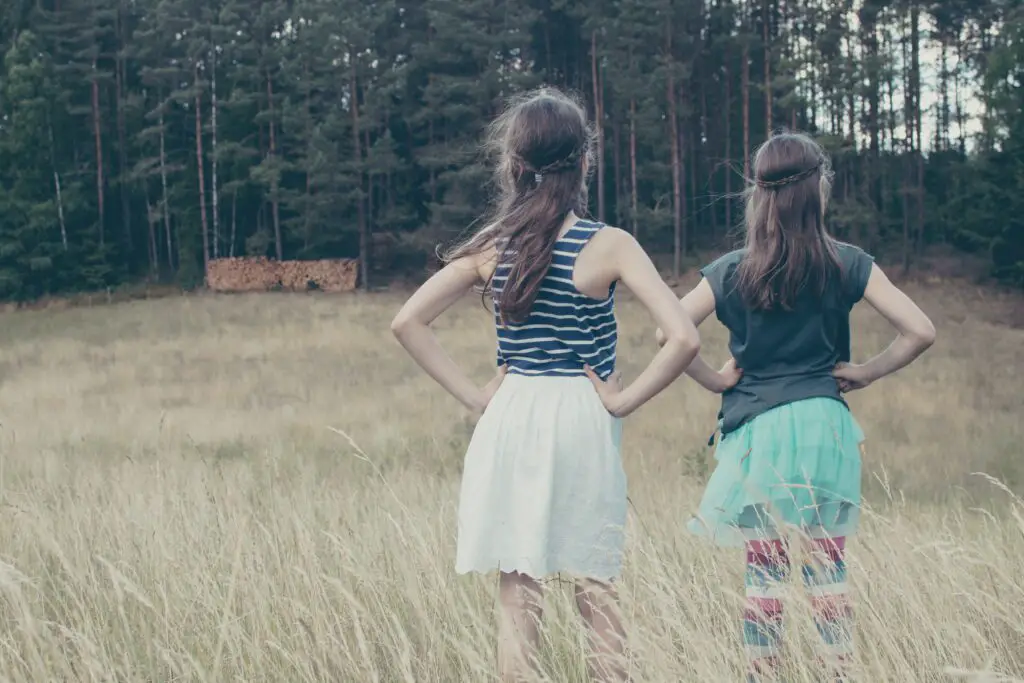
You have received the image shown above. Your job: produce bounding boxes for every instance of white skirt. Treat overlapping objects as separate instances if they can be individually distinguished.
[455,374,628,581]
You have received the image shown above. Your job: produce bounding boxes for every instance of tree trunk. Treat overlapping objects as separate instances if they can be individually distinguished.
[938,40,949,149]
[143,181,157,275]
[266,72,282,259]
[158,105,173,271]
[885,27,898,215]
[211,47,220,259]
[629,98,638,237]
[350,54,369,290]
[667,22,682,278]
[91,58,105,247]
[544,24,552,80]
[742,6,751,179]
[808,4,818,132]
[845,32,857,147]
[688,126,696,244]
[144,181,157,278]
[54,170,67,252]
[911,4,924,256]
[954,41,966,153]
[230,188,238,258]
[762,0,772,133]
[364,127,373,228]
[863,3,881,210]
[702,70,716,236]
[590,30,605,222]
[901,12,912,273]
[612,120,622,227]
[266,69,283,261]
[115,10,131,258]
[194,65,211,278]
[787,2,797,129]
[48,119,68,251]
[428,106,436,204]
[725,58,733,231]
[304,58,312,251]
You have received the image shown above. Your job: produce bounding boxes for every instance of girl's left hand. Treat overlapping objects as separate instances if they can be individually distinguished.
[717,357,743,392]
[584,365,626,417]
[833,361,871,393]
[469,364,507,421]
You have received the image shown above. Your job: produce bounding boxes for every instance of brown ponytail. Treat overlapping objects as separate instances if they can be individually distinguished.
[737,131,841,310]
[444,87,594,324]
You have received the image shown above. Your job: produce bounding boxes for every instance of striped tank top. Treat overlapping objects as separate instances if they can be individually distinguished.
[492,219,618,379]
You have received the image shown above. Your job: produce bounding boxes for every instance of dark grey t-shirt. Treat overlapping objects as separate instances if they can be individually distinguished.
[701,242,875,435]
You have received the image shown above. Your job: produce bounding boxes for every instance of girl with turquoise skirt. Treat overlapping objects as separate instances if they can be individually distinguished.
[658,132,936,680]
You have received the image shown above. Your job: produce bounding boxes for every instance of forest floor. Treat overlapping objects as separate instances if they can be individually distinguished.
[0,280,1022,682]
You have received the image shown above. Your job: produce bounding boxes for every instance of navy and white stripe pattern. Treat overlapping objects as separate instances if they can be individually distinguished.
[492,220,617,379]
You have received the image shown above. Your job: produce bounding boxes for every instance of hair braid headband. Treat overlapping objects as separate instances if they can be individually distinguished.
[755,162,822,189]
[516,147,585,184]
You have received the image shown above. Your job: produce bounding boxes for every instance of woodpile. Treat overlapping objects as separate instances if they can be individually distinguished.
[206,257,359,293]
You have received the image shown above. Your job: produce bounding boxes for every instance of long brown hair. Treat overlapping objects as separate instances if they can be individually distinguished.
[736,130,841,310]
[444,87,594,323]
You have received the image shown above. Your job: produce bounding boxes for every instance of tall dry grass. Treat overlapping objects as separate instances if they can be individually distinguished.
[0,278,1022,682]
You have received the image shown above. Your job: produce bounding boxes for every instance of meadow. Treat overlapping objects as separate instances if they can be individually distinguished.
[0,275,1021,682]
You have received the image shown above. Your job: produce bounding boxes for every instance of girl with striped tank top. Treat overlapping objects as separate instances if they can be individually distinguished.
[392,87,701,682]
[659,132,935,681]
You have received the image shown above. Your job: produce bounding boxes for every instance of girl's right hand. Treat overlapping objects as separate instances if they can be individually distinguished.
[584,366,626,417]
[717,357,743,392]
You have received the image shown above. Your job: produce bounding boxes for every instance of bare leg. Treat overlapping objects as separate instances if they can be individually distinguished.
[498,571,544,683]
[574,578,628,682]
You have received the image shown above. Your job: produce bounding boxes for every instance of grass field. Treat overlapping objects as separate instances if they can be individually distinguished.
[0,276,1022,682]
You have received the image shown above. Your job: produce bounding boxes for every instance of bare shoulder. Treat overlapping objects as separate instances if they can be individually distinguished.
[446,228,500,282]
[465,243,498,281]
[589,225,641,258]
[579,225,660,288]
[593,225,634,244]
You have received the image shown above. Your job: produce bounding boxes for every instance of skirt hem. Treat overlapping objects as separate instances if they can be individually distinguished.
[688,397,864,549]
[686,514,860,548]
[454,562,622,582]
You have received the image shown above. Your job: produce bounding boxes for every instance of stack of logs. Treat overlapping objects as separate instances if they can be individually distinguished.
[206,258,359,293]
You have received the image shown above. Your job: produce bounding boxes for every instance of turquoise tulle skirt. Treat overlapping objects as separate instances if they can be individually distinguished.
[688,397,864,548]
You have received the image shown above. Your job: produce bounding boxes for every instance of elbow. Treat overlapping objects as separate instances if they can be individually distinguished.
[390,311,414,341]
[687,335,702,362]
[912,319,936,351]
[664,327,701,361]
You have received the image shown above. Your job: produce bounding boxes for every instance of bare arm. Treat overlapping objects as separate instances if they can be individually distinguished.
[679,278,736,392]
[655,278,739,393]
[588,230,701,417]
[845,264,936,385]
[391,252,494,413]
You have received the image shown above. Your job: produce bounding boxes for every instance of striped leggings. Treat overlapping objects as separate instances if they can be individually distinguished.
[743,535,853,678]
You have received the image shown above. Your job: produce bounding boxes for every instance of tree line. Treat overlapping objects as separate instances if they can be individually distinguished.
[1,0,1022,301]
